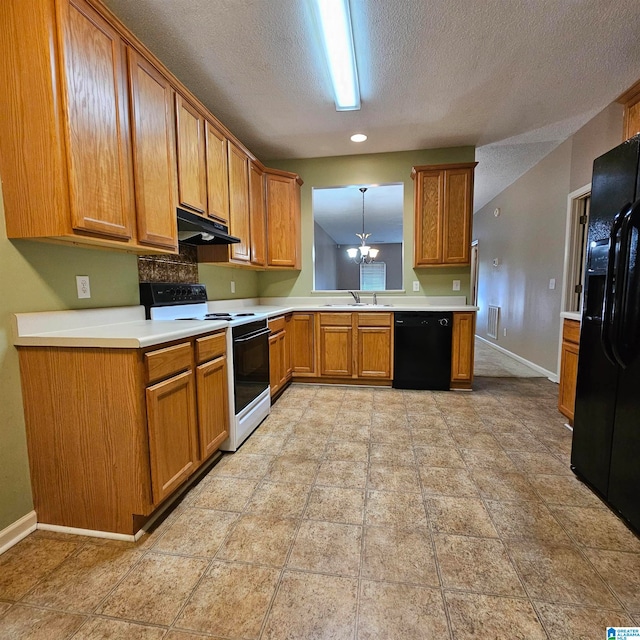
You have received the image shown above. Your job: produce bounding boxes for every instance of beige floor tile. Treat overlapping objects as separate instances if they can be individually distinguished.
[216,514,298,566]
[21,543,142,613]
[550,505,640,552]
[0,604,85,640]
[371,412,409,430]
[0,536,81,601]
[414,445,466,469]
[583,548,640,611]
[288,520,362,576]
[315,459,368,488]
[369,442,415,466]
[244,481,311,517]
[240,434,287,455]
[305,486,366,524]
[471,468,540,502]
[493,430,550,452]
[266,454,319,483]
[445,591,547,639]
[291,419,334,438]
[303,406,340,422]
[366,490,428,527]
[535,602,635,639]
[176,561,280,638]
[434,534,525,597]
[506,540,622,609]
[420,467,480,497]
[426,496,498,537]
[332,423,372,442]
[407,413,448,430]
[254,415,296,436]
[459,447,519,470]
[324,440,370,462]
[528,473,606,508]
[368,462,421,493]
[268,406,306,421]
[191,475,259,511]
[73,618,166,639]
[216,452,273,479]
[262,570,357,640]
[151,507,237,557]
[96,553,208,626]
[409,429,456,448]
[485,500,572,544]
[451,431,502,450]
[279,435,327,458]
[370,426,412,445]
[0,602,11,617]
[362,525,439,586]
[506,450,572,475]
[358,580,448,639]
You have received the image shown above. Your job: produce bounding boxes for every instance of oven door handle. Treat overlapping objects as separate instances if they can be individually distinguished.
[233,328,271,343]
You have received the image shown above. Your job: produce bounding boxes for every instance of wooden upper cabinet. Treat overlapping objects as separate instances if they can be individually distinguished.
[175,94,207,214]
[249,161,266,266]
[227,141,251,262]
[205,120,229,223]
[265,170,302,269]
[127,49,178,250]
[617,80,640,141]
[412,162,477,267]
[58,0,135,240]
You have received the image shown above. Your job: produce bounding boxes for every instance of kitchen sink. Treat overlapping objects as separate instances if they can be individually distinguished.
[323,303,393,307]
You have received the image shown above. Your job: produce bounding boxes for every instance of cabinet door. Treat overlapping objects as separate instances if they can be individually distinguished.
[414,170,444,265]
[558,341,579,421]
[284,314,293,378]
[357,327,392,378]
[58,0,134,239]
[128,49,178,250]
[451,312,475,387]
[266,172,296,267]
[205,120,229,223]
[146,370,198,504]
[196,355,229,459]
[227,141,251,262]
[443,168,473,264]
[249,161,266,266]
[320,326,353,377]
[175,94,207,213]
[269,331,282,396]
[291,313,315,375]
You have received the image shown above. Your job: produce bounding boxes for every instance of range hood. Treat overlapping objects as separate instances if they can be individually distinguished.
[176,208,241,245]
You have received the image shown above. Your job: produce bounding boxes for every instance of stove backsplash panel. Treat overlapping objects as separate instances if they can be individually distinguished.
[138,244,198,283]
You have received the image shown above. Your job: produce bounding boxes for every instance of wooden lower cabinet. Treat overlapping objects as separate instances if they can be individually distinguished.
[146,370,198,504]
[451,312,475,389]
[17,330,229,535]
[319,325,354,377]
[290,313,316,376]
[269,315,292,398]
[558,318,580,422]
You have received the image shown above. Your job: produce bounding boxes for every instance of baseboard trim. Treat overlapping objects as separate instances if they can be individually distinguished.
[475,335,558,382]
[0,511,37,555]
[36,523,139,543]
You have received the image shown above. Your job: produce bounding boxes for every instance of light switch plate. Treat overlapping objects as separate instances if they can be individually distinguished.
[452,280,461,291]
[412,281,420,292]
[549,278,556,290]
[230,281,236,293]
[76,275,91,299]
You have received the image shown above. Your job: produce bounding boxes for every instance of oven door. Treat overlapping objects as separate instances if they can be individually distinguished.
[232,321,270,414]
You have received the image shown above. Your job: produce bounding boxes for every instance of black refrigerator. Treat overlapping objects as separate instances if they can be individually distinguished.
[572,134,640,534]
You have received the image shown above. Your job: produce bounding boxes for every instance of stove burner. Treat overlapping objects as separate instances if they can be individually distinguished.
[174,312,256,321]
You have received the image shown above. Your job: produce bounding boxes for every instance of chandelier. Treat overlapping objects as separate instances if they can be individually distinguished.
[346,187,379,263]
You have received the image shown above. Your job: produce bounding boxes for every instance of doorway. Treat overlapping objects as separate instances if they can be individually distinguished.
[470,240,479,307]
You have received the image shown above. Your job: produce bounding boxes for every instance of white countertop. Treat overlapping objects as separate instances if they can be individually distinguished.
[13,296,479,349]
[560,311,582,322]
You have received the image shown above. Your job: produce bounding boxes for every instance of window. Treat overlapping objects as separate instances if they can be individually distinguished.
[360,262,386,290]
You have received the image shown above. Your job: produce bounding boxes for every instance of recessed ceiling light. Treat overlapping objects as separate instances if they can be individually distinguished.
[350,133,367,142]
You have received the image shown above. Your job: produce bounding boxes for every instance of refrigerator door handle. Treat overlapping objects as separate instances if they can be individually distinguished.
[601,204,629,366]
[611,198,640,368]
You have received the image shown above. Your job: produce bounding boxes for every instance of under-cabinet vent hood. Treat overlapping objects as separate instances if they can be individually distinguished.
[176,208,241,245]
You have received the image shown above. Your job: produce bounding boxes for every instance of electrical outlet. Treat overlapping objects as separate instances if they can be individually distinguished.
[76,275,91,299]
[412,281,420,292]
[230,281,236,294]
[452,279,461,291]
[503,328,507,337]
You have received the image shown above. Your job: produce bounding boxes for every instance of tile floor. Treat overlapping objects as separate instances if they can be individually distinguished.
[1,378,639,639]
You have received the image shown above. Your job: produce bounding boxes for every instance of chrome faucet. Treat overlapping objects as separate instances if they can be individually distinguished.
[349,290,360,304]
[373,293,377,305]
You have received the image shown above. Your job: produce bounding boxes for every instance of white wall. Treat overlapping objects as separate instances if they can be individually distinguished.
[313,222,338,290]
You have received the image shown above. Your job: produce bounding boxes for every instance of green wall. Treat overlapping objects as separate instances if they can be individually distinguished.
[259,147,475,297]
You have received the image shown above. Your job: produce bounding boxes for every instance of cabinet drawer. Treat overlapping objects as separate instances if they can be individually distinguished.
[319,312,352,326]
[357,312,392,327]
[269,316,285,334]
[563,319,581,345]
[196,331,226,364]
[146,342,192,384]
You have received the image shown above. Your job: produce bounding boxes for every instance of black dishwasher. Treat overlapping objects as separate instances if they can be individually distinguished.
[393,312,452,390]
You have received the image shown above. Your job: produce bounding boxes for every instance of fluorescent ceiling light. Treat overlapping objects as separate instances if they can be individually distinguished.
[313,0,361,111]
[350,133,367,142]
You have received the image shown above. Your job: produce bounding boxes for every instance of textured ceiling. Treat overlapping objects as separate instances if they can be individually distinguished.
[102,0,640,210]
